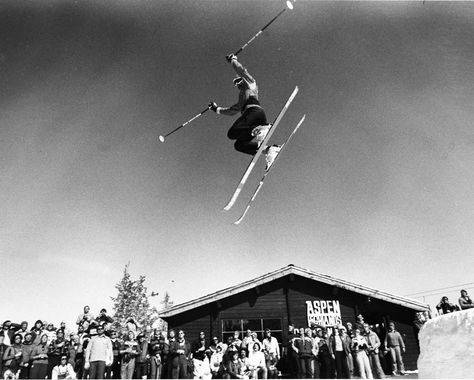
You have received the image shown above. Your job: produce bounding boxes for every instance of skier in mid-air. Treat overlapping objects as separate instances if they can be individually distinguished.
[209,54,281,170]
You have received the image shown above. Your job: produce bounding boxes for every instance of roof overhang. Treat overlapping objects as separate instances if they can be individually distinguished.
[159,264,429,318]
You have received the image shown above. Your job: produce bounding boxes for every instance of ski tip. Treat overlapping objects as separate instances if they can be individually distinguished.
[233,214,245,224]
[286,1,294,10]
[159,135,165,143]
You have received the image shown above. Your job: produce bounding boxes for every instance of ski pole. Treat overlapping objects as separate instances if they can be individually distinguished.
[159,107,209,142]
[233,1,294,56]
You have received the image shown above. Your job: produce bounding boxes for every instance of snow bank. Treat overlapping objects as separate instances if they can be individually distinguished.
[418,308,474,378]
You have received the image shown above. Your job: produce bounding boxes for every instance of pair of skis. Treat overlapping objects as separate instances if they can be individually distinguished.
[224,86,305,224]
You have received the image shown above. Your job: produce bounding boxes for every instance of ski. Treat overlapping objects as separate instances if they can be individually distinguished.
[234,114,306,225]
[223,86,299,211]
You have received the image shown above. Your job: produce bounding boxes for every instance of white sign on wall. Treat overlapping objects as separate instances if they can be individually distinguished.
[306,300,342,326]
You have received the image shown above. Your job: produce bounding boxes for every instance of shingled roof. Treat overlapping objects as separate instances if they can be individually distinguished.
[159,264,429,318]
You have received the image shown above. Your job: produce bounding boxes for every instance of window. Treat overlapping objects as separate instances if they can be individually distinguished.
[221,318,283,345]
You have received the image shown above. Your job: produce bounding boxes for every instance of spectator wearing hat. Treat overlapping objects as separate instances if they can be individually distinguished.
[30,334,50,380]
[84,325,113,379]
[51,354,76,379]
[135,333,149,379]
[248,342,267,379]
[19,332,35,379]
[169,330,191,379]
[120,331,138,379]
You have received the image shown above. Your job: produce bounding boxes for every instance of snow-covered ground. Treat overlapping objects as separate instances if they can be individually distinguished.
[418,309,474,378]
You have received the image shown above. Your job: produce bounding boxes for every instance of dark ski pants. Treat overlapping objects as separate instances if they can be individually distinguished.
[227,107,267,155]
[335,352,350,379]
[171,355,188,379]
[135,361,148,379]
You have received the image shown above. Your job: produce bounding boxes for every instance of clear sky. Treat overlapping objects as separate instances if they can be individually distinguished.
[1,0,474,329]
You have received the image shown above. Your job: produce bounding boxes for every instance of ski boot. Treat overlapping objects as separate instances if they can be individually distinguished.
[264,144,282,171]
[251,124,272,147]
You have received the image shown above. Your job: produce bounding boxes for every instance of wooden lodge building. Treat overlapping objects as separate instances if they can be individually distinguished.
[159,264,430,373]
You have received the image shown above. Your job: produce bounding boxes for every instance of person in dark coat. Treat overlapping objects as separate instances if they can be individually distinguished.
[169,330,191,379]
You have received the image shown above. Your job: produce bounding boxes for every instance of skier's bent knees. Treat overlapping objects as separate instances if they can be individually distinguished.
[234,140,258,155]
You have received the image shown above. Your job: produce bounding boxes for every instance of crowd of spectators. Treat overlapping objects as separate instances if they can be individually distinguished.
[285,315,408,380]
[1,290,471,380]
[0,305,414,380]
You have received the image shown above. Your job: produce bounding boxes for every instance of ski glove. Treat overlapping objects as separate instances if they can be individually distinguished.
[209,102,218,112]
[226,54,237,63]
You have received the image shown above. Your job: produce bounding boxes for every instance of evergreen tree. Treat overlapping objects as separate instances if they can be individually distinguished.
[111,263,158,332]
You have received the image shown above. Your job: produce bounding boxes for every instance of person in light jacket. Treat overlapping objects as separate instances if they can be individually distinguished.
[384,322,405,376]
